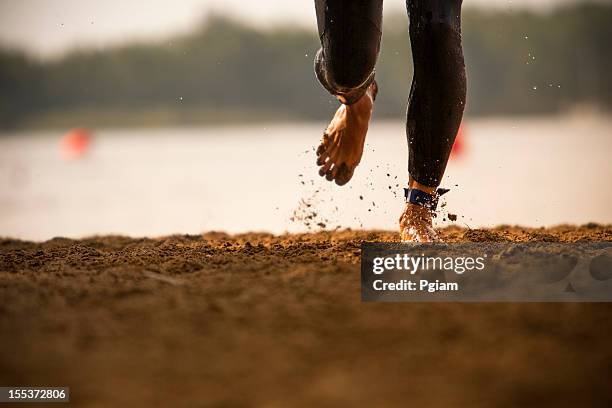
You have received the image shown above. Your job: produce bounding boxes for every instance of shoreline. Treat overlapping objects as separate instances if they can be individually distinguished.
[2,224,611,245]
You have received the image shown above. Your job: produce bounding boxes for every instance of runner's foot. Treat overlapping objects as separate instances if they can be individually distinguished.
[399,203,441,242]
[316,81,377,186]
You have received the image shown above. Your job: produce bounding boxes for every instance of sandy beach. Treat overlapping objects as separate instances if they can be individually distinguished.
[1,225,611,406]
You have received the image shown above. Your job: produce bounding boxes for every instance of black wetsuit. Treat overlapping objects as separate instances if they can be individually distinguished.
[314,0,467,187]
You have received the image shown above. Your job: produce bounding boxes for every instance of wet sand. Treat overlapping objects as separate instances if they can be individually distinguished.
[1,225,611,406]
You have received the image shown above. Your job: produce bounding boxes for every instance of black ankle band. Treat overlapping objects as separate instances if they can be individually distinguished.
[404,187,449,210]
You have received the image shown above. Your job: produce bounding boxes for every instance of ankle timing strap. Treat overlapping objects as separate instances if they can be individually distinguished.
[404,187,449,211]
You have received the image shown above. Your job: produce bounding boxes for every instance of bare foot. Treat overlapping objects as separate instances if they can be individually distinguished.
[399,203,441,242]
[316,82,377,186]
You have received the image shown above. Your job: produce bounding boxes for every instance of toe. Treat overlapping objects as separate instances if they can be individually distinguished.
[326,164,340,181]
[334,163,354,186]
[316,134,332,165]
[318,159,333,177]
[316,133,331,154]
[316,142,326,156]
[330,165,339,179]
[316,154,327,166]
[326,143,340,162]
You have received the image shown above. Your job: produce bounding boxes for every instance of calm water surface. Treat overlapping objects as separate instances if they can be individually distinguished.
[1,116,611,240]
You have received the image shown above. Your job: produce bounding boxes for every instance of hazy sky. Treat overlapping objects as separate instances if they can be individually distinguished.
[0,0,598,57]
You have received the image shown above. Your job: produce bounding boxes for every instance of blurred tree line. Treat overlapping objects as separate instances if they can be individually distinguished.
[0,3,611,129]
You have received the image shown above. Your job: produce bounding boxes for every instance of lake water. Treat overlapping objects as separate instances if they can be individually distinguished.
[1,116,611,241]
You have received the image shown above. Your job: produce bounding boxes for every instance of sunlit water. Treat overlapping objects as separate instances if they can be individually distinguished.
[1,116,611,241]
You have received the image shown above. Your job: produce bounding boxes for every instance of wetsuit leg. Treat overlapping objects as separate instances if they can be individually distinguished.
[406,0,467,187]
[314,0,383,105]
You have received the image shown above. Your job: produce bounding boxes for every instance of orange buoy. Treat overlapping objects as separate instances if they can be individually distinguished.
[451,122,466,159]
[60,128,92,159]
